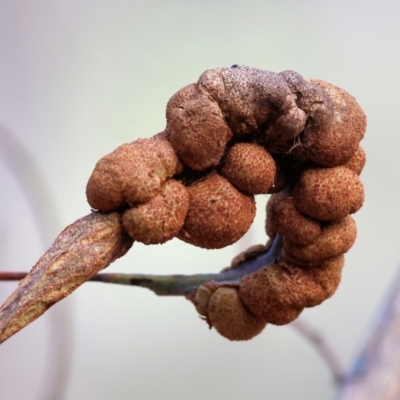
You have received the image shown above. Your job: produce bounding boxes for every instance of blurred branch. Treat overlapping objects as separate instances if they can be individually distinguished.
[0,124,72,400]
[0,272,28,281]
[290,318,346,384]
[0,124,59,248]
[0,212,132,346]
[337,265,400,400]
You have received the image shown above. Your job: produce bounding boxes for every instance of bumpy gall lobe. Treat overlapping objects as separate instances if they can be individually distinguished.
[86,136,181,211]
[267,196,321,245]
[292,166,364,221]
[178,173,256,249]
[122,179,189,245]
[221,143,276,194]
[208,287,267,341]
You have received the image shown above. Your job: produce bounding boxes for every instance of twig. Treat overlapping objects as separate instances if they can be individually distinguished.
[0,234,282,296]
[0,233,349,385]
[0,212,133,345]
[0,237,347,386]
[337,265,400,399]
[0,272,28,281]
[290,318,346,384]
[0,123,71,400]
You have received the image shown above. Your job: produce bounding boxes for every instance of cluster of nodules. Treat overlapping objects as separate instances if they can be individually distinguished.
[85,66,366,340]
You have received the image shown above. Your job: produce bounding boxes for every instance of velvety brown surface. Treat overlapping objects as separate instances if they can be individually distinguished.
[221,143,276,194]
[208,287,267,341]
[178,173,256,249]
[86,136,181,211]
[122,179,189,244]
[292,166,364,221]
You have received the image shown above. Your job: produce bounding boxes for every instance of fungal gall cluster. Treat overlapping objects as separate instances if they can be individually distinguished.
[86,66,366,341]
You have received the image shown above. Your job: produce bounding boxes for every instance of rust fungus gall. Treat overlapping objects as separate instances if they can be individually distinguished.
[221,143,276,194]
[292,166,364,221]
[305,255,345,300]
[122,179,189,245]
[0,66,368,345]
[208,287,267,341]
[342,146,366,175]
[166,85,233,171]
[283,216,357,262]
[178,173,256,249]
[86,136,181,211]
[192,284,213,316]
[239,262,326,323]
[267,196,321,245]
[302,80,367,167]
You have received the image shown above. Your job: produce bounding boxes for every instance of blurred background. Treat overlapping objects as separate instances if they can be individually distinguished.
[0,1,399,399]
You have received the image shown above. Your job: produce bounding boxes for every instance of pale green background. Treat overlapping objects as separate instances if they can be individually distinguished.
[0,1,398,399]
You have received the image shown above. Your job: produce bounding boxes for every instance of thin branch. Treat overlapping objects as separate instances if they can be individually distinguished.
[0,230,348,387]
[0,124,59,248]
[290,318,346,385]
[0,272,28,281]
[0,212,132,345]
[0,124,72,400]
[0,234,282,296]
[337,265,400,400]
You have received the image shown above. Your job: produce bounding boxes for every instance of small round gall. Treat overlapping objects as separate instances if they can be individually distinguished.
[122,179,189,245]
[291,166,364,221]
[221,143,276,194]
[192,284,213,316]
[166,85,233,171]
[305,255,345,299]
[283,216,357,262]
[342,146,366,175]
[262,305,303,326]
[178,173,256,249]
[86,136,181,212]
[267,196,321,245]
[239,262,326,320]
[303,80,367,167]
[208,287,267,341]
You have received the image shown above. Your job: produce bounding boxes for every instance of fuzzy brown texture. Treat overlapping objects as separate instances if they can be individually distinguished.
[178,173,256,249]
[122,179,189,245]
[265,192,285,238]
[284,216,356,262]
[208,287,267,341]
[301,80,367,167]
[199,67,303,137]
[86,136,181,211]
[305,255,345,299]
[342,146,366,175]
[221,143,276,194]
[239,261,327,322]
[193,284,213,316]
[263,305,304,326]
[267,196,321,245]
[292,166,364,221]
[280,71,333,147]
[280,71,333,155]
[264,106,307,145]
[166,84,233,171]
[267,163,287,194]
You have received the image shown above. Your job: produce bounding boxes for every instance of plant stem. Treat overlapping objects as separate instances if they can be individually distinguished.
[0,235,282,297]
